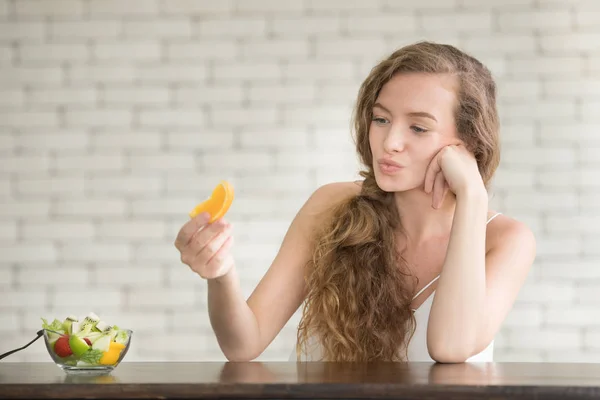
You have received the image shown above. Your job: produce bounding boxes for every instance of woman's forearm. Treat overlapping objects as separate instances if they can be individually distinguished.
[427,187,489,362]
[207,266,261,361]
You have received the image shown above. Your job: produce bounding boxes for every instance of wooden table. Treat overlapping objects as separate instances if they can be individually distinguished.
[2,362,600,399]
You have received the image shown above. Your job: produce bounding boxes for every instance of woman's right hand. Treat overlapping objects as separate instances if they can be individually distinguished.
[174,212,235,281]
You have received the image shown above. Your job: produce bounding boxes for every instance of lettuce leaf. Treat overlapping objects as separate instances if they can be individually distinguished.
[79,349,104,365]
[115,330,128,346]
[41,317,65,334]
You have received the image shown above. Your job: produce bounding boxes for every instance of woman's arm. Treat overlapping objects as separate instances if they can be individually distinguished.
[209,182,359,361]
[424,145,536,363]
[426,187,489,362]
[427,189,536,363]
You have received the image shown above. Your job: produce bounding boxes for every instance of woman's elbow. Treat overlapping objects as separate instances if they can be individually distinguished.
[224,351,259,362]
[221,343,262,362]
[225,354,255,362]
[428,345,472,364]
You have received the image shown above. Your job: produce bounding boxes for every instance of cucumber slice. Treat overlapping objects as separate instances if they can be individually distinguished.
[91,334,112,352]
[84,332,103,344]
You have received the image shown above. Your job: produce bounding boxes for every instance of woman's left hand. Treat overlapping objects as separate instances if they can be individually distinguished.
[423,144,486,209]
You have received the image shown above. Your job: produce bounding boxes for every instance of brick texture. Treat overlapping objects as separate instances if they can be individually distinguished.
[0,0,597,364]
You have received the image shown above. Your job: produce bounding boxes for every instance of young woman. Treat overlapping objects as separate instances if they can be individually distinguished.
[174,41,536,363]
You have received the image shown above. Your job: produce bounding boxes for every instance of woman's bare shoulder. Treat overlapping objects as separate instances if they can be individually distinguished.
[485,211,536,254]
[310,180,361,200]
[296,180,362,221]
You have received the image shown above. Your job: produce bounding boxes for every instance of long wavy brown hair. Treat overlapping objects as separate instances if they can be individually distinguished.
[295,41,501,362]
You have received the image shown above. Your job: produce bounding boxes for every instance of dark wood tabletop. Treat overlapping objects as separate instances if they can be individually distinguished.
[2,361,600,399]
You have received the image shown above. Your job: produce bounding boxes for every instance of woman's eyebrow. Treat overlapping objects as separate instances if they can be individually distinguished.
[373,103,438,123]
[373,102,391,114]
[407,111,437,123]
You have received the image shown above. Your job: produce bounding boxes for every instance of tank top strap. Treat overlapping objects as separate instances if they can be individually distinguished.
[412,275,440,301]
[487,212,502,224]
[411,212,502,303]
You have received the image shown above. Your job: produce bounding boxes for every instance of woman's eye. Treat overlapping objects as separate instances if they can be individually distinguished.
[411,125,427,134]
[372,117,388,125]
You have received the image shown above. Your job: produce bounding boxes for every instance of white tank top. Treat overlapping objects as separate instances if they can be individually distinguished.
[289,212,502,362]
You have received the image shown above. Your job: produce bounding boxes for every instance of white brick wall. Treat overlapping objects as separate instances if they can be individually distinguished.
[1,0,599,364]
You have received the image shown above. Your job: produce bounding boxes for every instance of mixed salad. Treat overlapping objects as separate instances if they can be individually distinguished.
[41,312,130,367]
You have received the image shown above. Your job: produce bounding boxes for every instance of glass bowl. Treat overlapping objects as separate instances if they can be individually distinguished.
[42,328,133,374]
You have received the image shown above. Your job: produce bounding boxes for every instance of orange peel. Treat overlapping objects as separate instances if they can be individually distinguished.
[189,180,234,223]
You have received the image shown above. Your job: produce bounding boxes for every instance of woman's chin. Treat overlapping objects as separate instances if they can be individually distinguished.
[375,173,412,193]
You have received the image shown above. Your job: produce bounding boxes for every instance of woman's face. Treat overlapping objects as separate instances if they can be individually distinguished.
[368,72,461,193]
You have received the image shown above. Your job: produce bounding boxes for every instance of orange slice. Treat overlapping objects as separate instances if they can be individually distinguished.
[189,180,234,223]
[99,341,126,366]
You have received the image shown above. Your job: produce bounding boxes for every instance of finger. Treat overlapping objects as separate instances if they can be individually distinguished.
[431,171,442,208]
[192,223,233,267]
[184,218,229,253]
[204,236,235,279]
[424,153,443,194]
[192,234,232,278]
[441,181,449,207]
[175,212,211,249]
[179,220,228,267]
[437,179,449,209]
[179,219,229,266]
[432,171,445,209]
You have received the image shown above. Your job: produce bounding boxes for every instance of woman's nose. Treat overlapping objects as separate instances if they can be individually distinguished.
[382,126,407,153]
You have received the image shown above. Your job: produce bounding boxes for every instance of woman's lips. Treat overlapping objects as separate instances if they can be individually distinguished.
[378,162,404,174]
